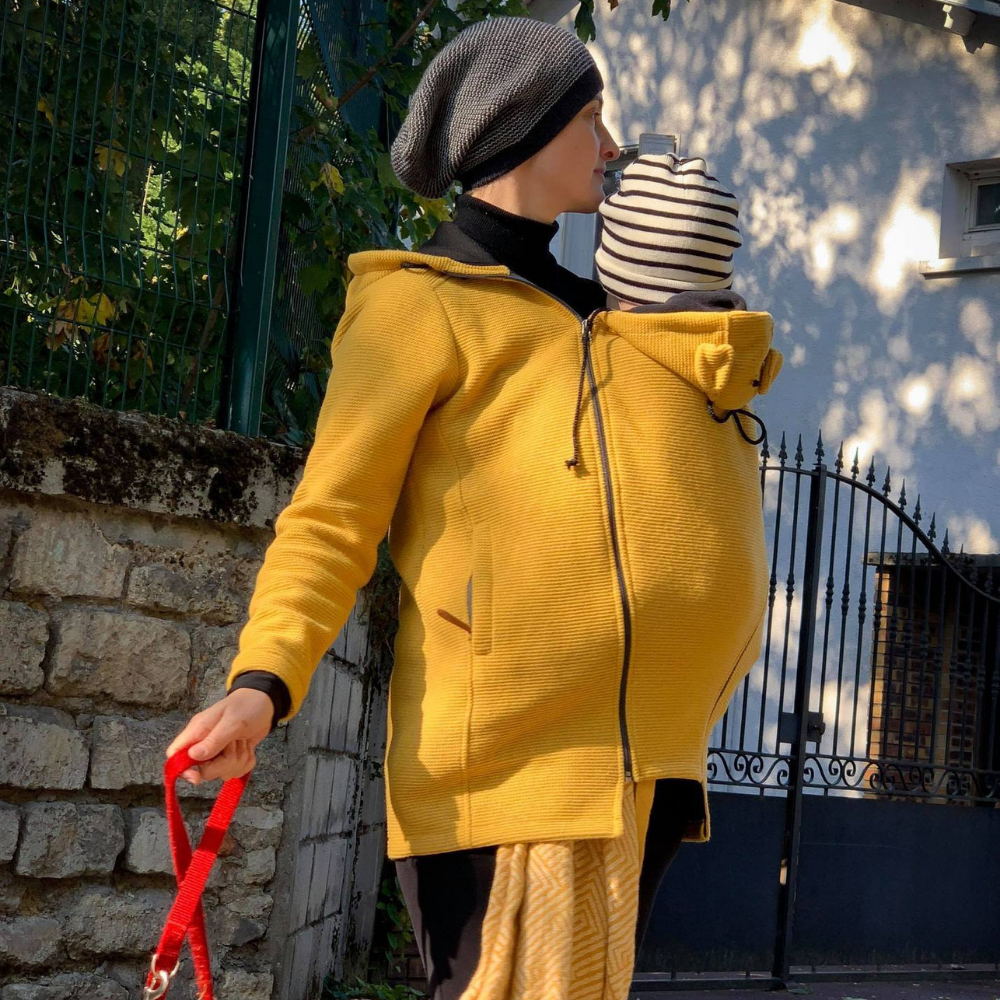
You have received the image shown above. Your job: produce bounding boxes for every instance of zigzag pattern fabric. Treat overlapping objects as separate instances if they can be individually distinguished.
[459,779,657,1000]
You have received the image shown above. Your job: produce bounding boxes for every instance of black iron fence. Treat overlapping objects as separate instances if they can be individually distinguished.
[711,433,1000,809]
[635,433,1000,990]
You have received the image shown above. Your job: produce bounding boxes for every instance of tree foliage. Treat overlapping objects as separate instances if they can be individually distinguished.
[0,0,683,439]
[0,0,256,422]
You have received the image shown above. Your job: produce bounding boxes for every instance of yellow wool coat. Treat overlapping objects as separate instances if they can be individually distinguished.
[226,249,782,860]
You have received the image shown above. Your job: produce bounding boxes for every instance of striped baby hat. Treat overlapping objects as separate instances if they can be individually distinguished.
[596,153,743,306]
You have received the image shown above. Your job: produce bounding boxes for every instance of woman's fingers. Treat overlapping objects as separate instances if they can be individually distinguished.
[194,738,255,783]
[165,701,225,761]
[165,689,272,785]
[167,689,273,785]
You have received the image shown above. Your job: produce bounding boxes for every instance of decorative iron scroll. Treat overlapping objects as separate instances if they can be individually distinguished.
[706,432,1000,810]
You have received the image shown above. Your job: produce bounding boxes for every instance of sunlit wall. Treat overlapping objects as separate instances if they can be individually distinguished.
[536,0,1000,553]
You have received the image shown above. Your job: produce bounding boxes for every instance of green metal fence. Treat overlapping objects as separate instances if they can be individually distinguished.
[1,0,388,440]
[0,0,256,425]
[258,0,386,442]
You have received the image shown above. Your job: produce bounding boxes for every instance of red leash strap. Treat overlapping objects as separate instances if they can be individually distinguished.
[143,748,250,999]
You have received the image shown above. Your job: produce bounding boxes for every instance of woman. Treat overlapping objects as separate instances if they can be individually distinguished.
[167,15,773,1000]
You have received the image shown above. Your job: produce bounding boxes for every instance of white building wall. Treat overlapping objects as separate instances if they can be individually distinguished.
[538,0,1000,552]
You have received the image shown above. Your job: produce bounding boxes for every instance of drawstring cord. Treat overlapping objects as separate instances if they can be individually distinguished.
[566,311,769,465]
[707,400,768,446]
[566,317,595,470]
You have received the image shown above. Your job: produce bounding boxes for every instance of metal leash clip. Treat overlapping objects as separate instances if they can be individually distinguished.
[143,955,181,999]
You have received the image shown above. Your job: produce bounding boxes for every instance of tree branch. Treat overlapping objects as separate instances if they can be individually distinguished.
[336,0,442,111]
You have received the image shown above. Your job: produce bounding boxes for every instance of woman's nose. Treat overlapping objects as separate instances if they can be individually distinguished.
[601,126,620,162]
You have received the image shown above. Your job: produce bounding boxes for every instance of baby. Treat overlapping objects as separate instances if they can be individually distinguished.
[593,151,781,445]
[595,151,747,316]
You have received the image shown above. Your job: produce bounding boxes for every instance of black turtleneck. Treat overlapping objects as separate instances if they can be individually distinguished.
[417,193,608,320]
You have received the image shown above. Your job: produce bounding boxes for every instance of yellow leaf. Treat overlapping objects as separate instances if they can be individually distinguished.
[95,143,127,177]
[46,300,84,350]
[90,292,116,326]
[45,318,72,351]
[92,330,111,363]
[72,296,98,327]
[37,97,55,125]
[317,162,344,198]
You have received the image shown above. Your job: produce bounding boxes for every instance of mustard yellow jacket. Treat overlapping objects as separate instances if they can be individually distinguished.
[226,249,783,859]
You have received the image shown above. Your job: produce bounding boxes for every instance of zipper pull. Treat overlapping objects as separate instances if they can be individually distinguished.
[565,315,596,470]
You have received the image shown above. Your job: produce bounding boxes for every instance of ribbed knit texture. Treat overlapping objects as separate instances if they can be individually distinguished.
[225,248,781,859]
[597,153,743,306]
[390,16,603,198]
[459,778,655,1000]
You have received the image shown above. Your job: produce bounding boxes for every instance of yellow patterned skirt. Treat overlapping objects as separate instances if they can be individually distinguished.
[459,779,657,1000]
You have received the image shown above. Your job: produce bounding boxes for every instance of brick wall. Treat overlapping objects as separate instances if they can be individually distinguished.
[0,387,388,999]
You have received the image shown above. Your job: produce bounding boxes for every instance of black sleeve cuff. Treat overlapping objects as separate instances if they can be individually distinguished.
[228,672,292,733]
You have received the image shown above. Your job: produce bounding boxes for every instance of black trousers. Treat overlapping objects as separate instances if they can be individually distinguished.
[396,778,702,1000]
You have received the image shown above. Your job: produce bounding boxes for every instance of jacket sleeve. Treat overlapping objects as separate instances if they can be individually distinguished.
[225,270,460,724]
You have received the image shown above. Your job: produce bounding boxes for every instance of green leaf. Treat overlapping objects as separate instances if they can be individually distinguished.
[651,0,672,18]
[574,0,596,42]
[283,193,311,223]
[377,151,401,191]
[299,263,331,295]
[295,44,323,80]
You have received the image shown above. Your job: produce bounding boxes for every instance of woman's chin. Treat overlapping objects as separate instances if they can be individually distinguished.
[564,187,607,215]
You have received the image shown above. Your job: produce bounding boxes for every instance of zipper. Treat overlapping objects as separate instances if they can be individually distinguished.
[581,313,634,781]
[401,262,635,780]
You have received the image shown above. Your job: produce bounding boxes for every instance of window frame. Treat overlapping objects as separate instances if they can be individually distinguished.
[920,157,1000,278]
[967,174,1000,237]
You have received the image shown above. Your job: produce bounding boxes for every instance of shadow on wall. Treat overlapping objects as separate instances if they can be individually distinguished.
[531,0,1000,551]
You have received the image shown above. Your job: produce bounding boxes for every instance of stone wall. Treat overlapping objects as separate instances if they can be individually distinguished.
[0,387,388,999]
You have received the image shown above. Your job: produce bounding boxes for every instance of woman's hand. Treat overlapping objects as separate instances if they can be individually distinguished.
[166,688,274,785]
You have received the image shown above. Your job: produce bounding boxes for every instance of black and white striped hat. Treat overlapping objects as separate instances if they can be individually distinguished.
[596,153,743,306]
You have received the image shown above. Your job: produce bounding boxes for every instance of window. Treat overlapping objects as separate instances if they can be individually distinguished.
[920,158,1000,278]
[971,177,1000,233]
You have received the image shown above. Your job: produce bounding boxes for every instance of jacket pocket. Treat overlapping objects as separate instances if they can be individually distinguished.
[470,524,493,657]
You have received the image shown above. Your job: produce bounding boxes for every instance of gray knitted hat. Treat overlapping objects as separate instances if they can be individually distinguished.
[390,16,603,199]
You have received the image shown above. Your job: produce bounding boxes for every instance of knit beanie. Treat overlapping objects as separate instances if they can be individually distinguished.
[390,16,603,199]
[595,153,743,306]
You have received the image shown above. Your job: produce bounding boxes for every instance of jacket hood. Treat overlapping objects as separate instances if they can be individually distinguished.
[595,308,782,412]
[348,247,512,280]
[347,209,521,278]
[348,249,783,411]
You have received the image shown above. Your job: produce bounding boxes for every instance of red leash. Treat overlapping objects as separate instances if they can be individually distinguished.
[143,748,250,999]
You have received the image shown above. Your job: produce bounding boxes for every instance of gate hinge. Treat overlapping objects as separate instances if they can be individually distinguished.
[778,710,826,746]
